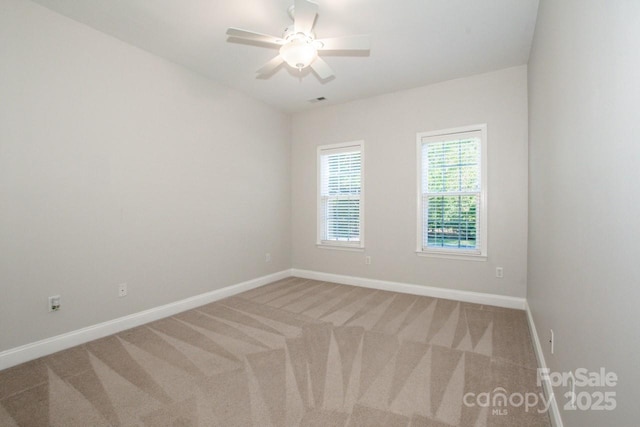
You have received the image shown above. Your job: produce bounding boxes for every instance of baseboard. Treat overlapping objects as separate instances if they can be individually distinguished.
[291,269,526,310]
[525,301,564,427]
[0,268,533,372]
[0,269,292,371]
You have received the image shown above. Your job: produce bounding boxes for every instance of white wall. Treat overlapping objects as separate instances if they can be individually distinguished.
[528,1,640,425]
[291,66,529,298]
[0,0,290,352]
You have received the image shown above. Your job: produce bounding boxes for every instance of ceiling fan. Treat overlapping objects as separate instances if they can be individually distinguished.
[226,0,370,80]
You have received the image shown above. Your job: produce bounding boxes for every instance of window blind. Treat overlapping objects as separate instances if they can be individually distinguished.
[319,145,362,245]
[421,133,481,252]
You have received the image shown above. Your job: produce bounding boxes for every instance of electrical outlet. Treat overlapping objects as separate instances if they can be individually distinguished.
[365,256,371,265]
[48,295,61,312]
[265,253,271,263]
[550,329,554,354]
[118,283,127,298]
[496,267,504,278]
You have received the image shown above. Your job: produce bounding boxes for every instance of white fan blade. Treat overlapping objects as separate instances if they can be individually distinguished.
[293,0,318,34]
[315,35,371,51]
[310,56,334,80]
[257,56,284,76]
[226,27,284,45]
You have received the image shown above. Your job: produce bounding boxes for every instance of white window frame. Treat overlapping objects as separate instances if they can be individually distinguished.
[317,140,365,251]
[416,124,487,261]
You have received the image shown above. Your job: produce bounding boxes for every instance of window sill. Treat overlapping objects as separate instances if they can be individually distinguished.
[317,244,365,252]
[415,250,487,262]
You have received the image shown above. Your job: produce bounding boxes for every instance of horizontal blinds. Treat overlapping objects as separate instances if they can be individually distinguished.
[322,197,360,242]
[422,137,480,193]
[320,147,361,243]
[422,195,478,250]
[421,134,481,251]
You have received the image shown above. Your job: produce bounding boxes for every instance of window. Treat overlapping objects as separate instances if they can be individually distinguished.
[417,125,487,259]
[317,141,364,249]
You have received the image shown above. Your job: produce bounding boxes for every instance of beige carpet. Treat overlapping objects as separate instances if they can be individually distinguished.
[0,277,551,426]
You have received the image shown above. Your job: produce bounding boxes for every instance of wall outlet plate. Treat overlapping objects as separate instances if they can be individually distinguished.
[118,283,127,297]
[48,295,61,312]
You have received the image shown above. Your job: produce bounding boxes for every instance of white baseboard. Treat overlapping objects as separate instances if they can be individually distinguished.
[525,301,564,427]
[0,268,530,372]
[291,269,526,310]
[0,269,292,371]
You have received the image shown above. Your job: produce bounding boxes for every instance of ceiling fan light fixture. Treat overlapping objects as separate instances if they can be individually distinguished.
[279,38,317,70]
[227,0,370,80]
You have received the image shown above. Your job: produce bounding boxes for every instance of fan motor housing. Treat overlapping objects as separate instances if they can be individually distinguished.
[283,25,314,41]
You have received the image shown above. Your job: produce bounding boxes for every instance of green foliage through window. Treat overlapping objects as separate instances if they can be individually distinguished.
[421,136,481,251]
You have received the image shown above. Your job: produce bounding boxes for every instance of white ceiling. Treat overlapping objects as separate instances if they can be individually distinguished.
[31,0,539,113]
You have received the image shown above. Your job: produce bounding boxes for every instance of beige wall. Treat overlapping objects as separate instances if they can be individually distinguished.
[527,1,640,425]
[0,0,290,352]
[291,66,529,298]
